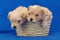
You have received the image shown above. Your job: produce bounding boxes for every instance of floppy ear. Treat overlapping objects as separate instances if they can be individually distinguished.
[42,8,52,16]
[39,9,44,16]
[7,11,12,19]
[41,8,53,20]
[21,13,28,19]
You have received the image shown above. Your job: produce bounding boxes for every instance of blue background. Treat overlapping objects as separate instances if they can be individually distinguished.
[0,0,60,40]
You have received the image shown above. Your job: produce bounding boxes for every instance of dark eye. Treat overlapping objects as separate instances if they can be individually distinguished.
[18,20,21,23]
[36,14,39,16]
[29,13,30,15]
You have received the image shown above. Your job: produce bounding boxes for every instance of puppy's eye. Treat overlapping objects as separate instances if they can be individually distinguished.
[29,13,30,15]
[18,20,21,23]
[36,14,39,16]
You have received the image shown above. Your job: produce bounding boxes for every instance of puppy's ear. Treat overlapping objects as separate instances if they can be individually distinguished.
[42,8,52,16]
[7,11,12,19]
[21,13,27,19]
[39,10,44,15]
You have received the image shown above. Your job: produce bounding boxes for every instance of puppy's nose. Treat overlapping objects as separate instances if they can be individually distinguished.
[26,19,28,22]
[30,18,33,22]
[13,26,16,28]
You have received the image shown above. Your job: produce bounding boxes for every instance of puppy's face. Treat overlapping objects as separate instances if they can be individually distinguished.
[8,12,25,28]
[27,11,43,22]
[8,6,28,28]
[27,5,44,22]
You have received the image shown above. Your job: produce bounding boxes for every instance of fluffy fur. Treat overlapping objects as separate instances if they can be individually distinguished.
[8,6,28,28]
[27,5,53,27]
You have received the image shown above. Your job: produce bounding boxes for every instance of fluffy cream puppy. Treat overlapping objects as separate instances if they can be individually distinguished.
[8,6,28,28]
[27,5,53,27]
[27,5,44,22]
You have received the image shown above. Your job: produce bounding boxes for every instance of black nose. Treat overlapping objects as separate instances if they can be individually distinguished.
[30,18,33,22]
[13,26,16,28]
[26,19,28,22]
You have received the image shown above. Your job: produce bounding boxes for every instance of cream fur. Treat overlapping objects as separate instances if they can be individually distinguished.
[27,5,53,27]
[8,6,28,28]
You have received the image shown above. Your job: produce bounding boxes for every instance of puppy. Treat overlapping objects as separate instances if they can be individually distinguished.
[27,5,52,27]
[27,5,44,22]
[8,6,28,29]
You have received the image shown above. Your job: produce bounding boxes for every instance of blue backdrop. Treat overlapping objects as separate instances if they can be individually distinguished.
[0,0,60,40]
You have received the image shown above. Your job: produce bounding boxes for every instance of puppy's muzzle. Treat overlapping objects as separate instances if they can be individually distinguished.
[13,26,16,28]
[30,18,33,22]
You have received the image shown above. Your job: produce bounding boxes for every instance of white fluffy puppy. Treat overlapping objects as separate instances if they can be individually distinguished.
[27,5,53,27]
[8,6,28,28]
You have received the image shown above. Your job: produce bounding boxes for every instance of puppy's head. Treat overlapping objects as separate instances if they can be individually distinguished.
[8,6,28,28]
[27,5,44,22]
